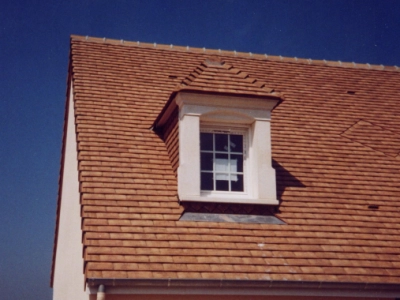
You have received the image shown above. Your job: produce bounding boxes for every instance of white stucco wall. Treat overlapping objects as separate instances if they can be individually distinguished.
[53,83,88,300]
[176,92,279,205]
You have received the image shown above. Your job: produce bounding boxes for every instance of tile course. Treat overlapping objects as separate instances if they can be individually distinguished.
[54,35,400,285]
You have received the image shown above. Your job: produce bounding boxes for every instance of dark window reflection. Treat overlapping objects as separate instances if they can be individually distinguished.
[200,132,213,151]
[201,172,213,190]
[230,134,243,153]
[216,177,229,191]
[231,174,244,191]
[215,134,228,152]
[201,153,213,171]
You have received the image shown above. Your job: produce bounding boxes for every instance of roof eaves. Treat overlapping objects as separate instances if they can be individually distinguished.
[87,278,400,298]
[177,87,282,100]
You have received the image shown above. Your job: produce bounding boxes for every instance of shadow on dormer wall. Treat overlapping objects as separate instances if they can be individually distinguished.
[179,160,306,216]
[273,159,306,203]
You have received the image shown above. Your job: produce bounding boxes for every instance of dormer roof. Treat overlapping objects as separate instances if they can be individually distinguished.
[154,59,282,130]
[175,59,279,98]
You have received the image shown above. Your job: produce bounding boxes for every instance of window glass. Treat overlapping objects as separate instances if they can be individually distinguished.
[231,174,244,192]
[201,172,213,190]
[215,154,229,173]
[230,154,243,172]
[216,178,229,191]
[200,133,213,151]
[200,153,213,171]
[200,130,244,192]
[230,134,243,153]
[215,134,228,152]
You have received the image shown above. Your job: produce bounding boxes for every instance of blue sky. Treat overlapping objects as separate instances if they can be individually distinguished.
[0,0,399,299]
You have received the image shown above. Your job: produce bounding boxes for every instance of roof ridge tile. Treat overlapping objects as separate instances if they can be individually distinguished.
[70,35,400,72]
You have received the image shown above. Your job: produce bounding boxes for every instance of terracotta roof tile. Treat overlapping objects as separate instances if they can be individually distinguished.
[175,59,277,97]
[52,35,400,287]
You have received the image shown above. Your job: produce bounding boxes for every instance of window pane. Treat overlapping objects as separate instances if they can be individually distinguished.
[200,132,213,151]
[215,173,229,180]
[215,134,228,152]
[230,134,243,153]
[215,153,229,172]
[200,130,245,193]
[216,177,229,191]
[231,174,244,192]
[231,154,243,172]
[200,153,213,171]
[201,172,213,190]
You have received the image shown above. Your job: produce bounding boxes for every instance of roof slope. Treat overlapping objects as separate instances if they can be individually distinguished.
[57,35,400,285]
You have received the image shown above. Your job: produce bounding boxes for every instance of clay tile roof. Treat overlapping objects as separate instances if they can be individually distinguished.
[176,59,277,97]
[52,35,400,288]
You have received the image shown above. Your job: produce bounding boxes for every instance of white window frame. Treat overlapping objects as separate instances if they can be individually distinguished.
[200,125,249,196]
[175,91,279,205]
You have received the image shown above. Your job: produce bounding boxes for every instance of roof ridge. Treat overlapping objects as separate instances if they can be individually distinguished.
[71,35,400,72]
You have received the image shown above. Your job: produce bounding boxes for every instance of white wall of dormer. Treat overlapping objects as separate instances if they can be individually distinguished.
[176,92,279,205]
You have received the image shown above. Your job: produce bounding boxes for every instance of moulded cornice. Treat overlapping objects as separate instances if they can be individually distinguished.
[175,91,280,112]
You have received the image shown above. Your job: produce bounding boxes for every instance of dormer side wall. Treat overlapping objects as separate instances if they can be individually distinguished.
[160,106,179,176]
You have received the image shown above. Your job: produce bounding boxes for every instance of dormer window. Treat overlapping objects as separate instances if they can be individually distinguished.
[153,60,282,205]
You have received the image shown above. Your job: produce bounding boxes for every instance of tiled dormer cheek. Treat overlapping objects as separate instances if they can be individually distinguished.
[176,92,279,205]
